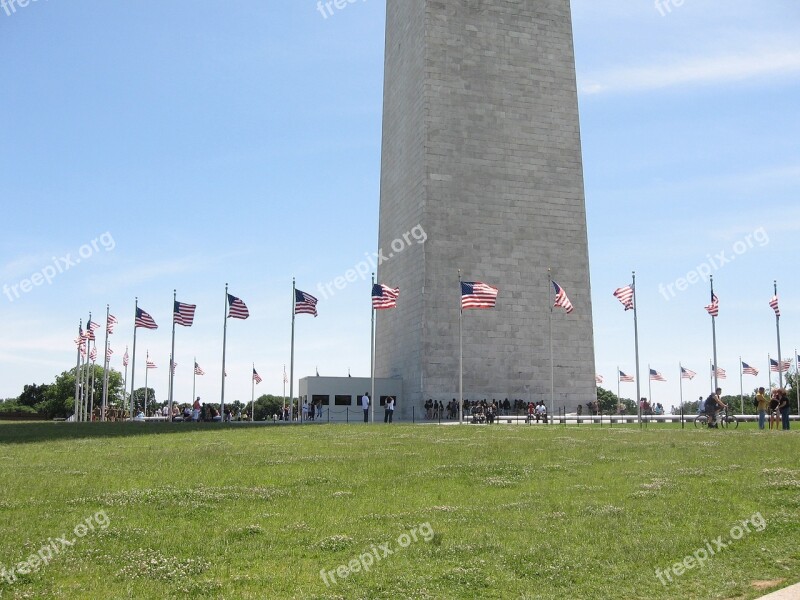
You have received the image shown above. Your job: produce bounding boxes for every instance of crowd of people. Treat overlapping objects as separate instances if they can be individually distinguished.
[422,398,548,423]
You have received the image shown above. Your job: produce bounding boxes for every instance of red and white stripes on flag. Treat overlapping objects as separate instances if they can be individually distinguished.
[146,358,157,369]
[742,362,759,376]
[174,301,197,326]
[171,360,177,375]
[372,284,400,310]
[253,368,262,384]
[89,346,97,361]
[86,318,100,340]
[595,375,604,384]
[460,281,499,310]
[705,293,719,317]
[769,295,780,317]
[649,369,666,382]
[613,285,634,311]
[681,367,696,380]
[123,348,129,367]
[227,294,249,319]
[107,314,118,334]
[295,289,319,316]
[194,362,205,376]
[552,281,574,314]
[770,358,791,373]
[106,346,113,360]
[135,308,158,329]
[712,365,727,379]
[619,370,634,382]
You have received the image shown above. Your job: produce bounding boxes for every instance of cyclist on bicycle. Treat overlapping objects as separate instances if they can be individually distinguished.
[705,387,727,429]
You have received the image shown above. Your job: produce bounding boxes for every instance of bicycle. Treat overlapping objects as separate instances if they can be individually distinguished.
[694,406,738,429]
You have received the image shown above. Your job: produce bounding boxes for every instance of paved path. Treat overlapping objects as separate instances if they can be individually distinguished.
[758,581,800,599]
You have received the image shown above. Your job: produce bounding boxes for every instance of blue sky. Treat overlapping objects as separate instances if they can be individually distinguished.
[1,1,798,408]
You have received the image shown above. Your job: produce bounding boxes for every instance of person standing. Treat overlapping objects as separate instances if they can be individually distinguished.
[755,387,768,430]
[361,392,370,423]
[768,391,780,430]
[777,388,791,430]
[192,397,201,422]
[384,397,395,423]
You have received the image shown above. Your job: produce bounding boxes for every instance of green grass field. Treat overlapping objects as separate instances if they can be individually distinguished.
[0,421,798,599]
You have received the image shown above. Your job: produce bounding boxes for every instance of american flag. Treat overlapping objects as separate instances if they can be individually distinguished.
[705,293,719,317]
[742,362,759,376]
[619,370,634,382]
[227,294,249,320]
[79,344,86,358]
[552,281,574,314]
[283,367,288,384]
[712,365,727,379]
[107,314,118,334]
[295,289,319,316]
[194,362,205,376]
[123,347,129,367]
[146,358,157,369]
[681,367,696,380]
[171,360,177,375]
[770,358,791,373]
[595,374,604,384]
[106,346,113,360]
[372,284,400,310]
[461,281,499,309]
[253,368,262,384]
[75,327,85,347]
[174,301,197,326]
[649,369,666,382]
[769,295,780,317]
[89,346,97,361]
[86,318,100,340]
[135,307,158,329]
[613,284,634,311]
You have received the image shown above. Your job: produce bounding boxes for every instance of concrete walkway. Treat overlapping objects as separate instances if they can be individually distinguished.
[758,581,800,599]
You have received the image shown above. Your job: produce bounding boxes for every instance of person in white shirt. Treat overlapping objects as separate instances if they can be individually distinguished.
[384,397,395,423]
[361,393,370,423]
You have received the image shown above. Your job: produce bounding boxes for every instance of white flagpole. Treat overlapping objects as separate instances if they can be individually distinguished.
[101,305,110,421]
[679,363,684,413]
[122,347,128,419]
[283,364,287,421]
[459,270,464,424]
[81,319,92,422]
[221,284,229,420]
[548,269,554,418]
[370,273,376,424]
[647,364,652,412]
[616,366,621,406]
[144,351,149,416]
[774,280,784,388]
[739,357,744,414]
[169,289,177,419]
[251,363,255,424]
[89,343,96,421]
[796,348,799,416]
[74,320,82,420]
[710,275,719,394]
[192,356,197,412]
[290,279,296,422]
[632,272,641,427]
[130,298,139,419]
[768,354,773,389]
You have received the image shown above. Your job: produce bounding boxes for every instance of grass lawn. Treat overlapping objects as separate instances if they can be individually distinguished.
[0,421,798,599]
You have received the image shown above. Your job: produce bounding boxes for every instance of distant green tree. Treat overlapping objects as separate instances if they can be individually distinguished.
[254,394,289,420]
[17,383,50,408]
[131,388,157,414]
[596,387,636,415]
[40,366,124,419]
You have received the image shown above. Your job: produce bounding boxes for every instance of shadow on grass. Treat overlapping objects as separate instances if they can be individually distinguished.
[0,421,283,445]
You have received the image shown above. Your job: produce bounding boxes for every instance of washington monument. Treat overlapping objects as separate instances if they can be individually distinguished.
[375,0,596,419]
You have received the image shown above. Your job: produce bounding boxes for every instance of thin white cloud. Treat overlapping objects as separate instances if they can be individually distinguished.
[581,47,800,95]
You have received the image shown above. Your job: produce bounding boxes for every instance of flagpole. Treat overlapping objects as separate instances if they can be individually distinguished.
[290,278,296,422]
[370,273,376,424]
[192,356,197,411]
[74,320,82,420]
[169,289,177,419]
[647,364,652,411]
[458,270,464,424]
[101,305,110,421]
[768,354,773,389]
[632,272,641,427]
[283,364,287,421]
[221,283,229,421]
[739,356,744,414]
[679,363,684,413]
[251,363,255,425]
[709,276,719,395]
[130,298,138,420]
[89,344,96,421]
[122,347,128,419]
[774,280,783,388]
[548,268,554,418]
[796,348,799,416]
[144,351,149,415]
[616,366,621,407]
[82,317,92,422]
